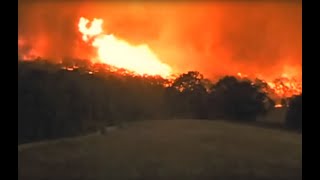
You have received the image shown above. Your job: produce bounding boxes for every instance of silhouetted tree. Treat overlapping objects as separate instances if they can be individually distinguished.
[285,94,302,131]
[166,71,209,119]
[208,76,272,121]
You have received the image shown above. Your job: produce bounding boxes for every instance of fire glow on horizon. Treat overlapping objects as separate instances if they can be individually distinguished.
[18,2,301,98]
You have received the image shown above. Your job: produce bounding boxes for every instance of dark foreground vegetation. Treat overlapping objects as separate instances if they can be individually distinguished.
[18,60,302,144]
[285,94,302,131]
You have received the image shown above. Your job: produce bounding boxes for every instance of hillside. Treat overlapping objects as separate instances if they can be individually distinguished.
[18,119,302,180]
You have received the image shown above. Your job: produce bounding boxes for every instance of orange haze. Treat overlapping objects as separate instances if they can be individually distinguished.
[18,1,302,86]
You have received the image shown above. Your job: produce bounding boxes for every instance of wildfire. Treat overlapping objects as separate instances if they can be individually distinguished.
[267,77,301,98]
[18,16,301,98]
[237,72,302,98]
[78,17,172,78]
[18,39,40,60]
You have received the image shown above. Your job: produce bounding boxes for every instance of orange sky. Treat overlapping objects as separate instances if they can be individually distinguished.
[18,1,302,82]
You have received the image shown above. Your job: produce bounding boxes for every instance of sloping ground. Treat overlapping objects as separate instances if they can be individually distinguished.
[257,107,288,124]
[18,119,301,180]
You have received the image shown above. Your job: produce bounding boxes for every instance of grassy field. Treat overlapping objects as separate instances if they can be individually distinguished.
[257,107,288,124]
[18,119,301,180]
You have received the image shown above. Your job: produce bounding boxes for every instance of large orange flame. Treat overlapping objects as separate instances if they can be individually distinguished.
[18,16,301,99]
[78,17,172,78]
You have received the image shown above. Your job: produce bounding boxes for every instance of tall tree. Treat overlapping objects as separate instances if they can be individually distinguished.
[209,76,272,121]
[167,71,209,119]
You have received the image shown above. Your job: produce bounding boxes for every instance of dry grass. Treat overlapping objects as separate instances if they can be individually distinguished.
[18,119,301,180]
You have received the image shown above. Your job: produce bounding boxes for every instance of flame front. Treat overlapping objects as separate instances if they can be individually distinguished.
[78,17,172,77]
[18,16,301,98]
[267,78,302,98]
[236,72,301,98]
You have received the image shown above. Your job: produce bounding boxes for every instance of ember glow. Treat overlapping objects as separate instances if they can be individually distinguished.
[78,17,172,77]
[267,77,302,98]
[274,104,283,108]
[62,65,79,71]
[237,72,248,78]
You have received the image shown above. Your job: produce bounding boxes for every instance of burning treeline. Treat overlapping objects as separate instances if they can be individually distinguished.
[18,2,301,100]
[19,13,302,99]
[18,58,301,144]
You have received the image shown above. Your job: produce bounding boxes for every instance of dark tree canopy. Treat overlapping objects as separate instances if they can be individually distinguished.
[208,76,273,121]
[18,61,169,144]
[285,94,302,131]
[171,71,206,92]
[164,71,209,119]
[18,60,281,144]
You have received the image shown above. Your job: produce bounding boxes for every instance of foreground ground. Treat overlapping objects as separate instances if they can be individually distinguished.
[18,119,301,180]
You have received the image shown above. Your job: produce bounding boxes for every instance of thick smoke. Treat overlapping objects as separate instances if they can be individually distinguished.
[18,1,301,81]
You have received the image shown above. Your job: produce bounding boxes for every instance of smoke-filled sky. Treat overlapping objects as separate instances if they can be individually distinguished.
[18,1,301,81]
